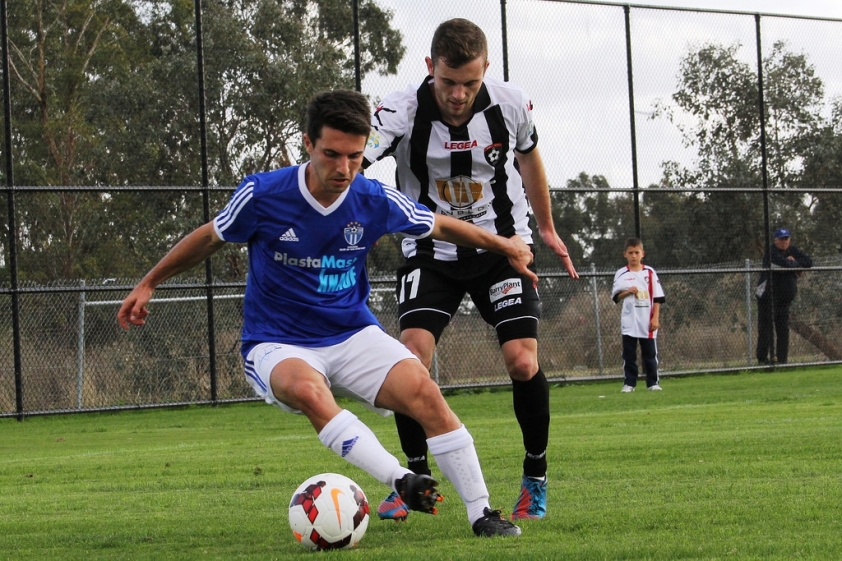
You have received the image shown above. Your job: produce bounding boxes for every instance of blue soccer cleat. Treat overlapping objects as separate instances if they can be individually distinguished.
[510,475,547,520]
[377,490,410,521]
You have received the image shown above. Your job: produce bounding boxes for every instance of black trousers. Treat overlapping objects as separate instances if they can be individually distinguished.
[756,296,792,364]
[622,335,659,388]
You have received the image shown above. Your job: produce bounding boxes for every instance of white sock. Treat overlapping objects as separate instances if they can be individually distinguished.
[318,409,410,489]
[427,425,490,524]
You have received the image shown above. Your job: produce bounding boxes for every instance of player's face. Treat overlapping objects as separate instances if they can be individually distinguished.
[773,236,791,251]
[426,55,489,127]
[624,245,644,267]
[303,126,367,201]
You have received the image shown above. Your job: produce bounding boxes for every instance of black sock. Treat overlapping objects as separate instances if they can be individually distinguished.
[512,368,549,478]
[394,412,431,476]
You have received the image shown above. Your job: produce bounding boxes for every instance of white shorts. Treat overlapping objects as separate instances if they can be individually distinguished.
[244,325,418,417]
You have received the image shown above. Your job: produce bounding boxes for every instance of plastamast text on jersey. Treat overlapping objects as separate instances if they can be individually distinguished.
[273,252,360,269]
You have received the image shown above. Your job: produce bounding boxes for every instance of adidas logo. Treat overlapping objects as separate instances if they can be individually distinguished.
[341,437,359,458]
[279,228,299,242]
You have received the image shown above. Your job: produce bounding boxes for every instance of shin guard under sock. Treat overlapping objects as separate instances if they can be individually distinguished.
[319,409,409,487]
[428,425,490,524]
[394,411,431,476]
[512,368,550,477]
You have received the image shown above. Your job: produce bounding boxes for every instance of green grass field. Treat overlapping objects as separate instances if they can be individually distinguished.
[2,368,841,560]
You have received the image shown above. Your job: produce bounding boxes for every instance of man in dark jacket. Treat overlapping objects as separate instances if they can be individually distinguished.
[756,227,813,364]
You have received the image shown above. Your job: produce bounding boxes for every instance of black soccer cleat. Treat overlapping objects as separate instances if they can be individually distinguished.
[472,507,522,537]
[395,473,444,515]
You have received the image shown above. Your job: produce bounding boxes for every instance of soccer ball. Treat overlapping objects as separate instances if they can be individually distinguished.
[288,473,370,551]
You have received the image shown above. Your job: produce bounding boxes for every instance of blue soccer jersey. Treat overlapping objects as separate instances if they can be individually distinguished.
[213,163,435,353]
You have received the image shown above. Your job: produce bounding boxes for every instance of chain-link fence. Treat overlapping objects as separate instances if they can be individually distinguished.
[2,1,841,417]
[3,256,840,417]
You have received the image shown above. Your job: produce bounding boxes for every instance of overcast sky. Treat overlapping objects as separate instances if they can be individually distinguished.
[362,1,842,189]
[635,0,842,19]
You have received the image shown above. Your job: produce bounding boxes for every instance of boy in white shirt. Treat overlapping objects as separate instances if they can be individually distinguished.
[611,238,666,392]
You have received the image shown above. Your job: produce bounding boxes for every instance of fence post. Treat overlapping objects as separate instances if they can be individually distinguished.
[2,0,25,421]
[500,0,509,82]
[77,280,85,409]
[623,5,641,238]
[745,258,753,365]
[591,263,604,376]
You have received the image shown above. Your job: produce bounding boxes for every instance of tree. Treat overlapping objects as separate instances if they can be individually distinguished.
[3,0,148,279]
[801,98,842,256]
[650,40,828,264]
[3,0,405,281]
[197,0,404,185]
[548,172,633,269]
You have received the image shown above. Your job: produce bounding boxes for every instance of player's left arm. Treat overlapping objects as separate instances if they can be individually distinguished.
[650,302,661,332]
[651,270,666,331]
[515,147,579,280]
[430,215,538,284]
[792,246,813,269]
[650,273,666,331]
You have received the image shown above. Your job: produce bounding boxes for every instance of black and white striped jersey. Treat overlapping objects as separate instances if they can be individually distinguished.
[364,76,538,261]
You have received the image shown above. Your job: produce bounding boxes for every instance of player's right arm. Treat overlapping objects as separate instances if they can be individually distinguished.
[117,222,225,329]
[363,90,412,168]
[611,269,632,303]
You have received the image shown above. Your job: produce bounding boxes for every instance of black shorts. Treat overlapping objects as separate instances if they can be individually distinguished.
[395,250,540,346]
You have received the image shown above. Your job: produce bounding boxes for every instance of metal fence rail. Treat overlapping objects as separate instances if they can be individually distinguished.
[3,253,840,418]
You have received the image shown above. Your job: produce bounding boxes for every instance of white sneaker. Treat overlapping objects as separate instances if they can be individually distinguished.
[648,384,662,391]
[621,385,635,393]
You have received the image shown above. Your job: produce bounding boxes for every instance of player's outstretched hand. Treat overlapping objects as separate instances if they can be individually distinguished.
[540,228,579,280]
[117,285,154,330]
[507,235,539,285]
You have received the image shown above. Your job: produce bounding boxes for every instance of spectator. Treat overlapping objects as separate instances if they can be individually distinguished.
[611,238,666,392]
[756,228,813,365]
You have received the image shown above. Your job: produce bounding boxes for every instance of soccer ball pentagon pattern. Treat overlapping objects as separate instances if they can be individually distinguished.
[288,473,370,551]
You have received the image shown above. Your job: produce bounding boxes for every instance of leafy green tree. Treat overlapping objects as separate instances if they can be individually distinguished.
[801,98,842,256]
[650,40,827,264]
[2,0,146,279]
[197,0,404,185]
[548,172,633,269]
[2,0,405,281]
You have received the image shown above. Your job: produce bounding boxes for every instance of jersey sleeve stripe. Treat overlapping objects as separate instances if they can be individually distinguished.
[384,187,435,229]
[215,182,254,231]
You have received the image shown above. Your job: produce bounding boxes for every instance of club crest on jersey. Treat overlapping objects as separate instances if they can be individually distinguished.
[484,143,503,167]
[366,130,380,149]
[344,221,364,246]
[435,176,484,209]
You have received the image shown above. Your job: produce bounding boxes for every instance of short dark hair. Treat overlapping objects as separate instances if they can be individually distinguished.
[625,237,643,250]
[430,18,488,69]
[305,90,371,143]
